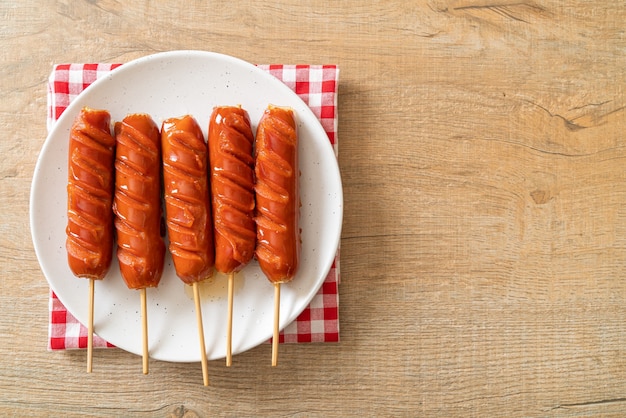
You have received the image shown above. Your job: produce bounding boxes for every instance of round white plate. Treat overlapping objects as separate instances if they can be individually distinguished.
[30,50,343,362]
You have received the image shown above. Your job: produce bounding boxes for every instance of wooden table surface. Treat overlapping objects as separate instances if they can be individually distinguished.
[3,1,626,416]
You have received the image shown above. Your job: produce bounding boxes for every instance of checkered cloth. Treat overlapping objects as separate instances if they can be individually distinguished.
[47,62,340,350]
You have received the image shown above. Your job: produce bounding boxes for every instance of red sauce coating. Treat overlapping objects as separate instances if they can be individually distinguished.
[254,105,300,283]
[208,106,256,274]
[66,107,115,280]
[161,115,215,284]
[113,113,165,289]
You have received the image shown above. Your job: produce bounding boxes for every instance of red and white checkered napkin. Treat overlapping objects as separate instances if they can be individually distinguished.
[47,63,340,350]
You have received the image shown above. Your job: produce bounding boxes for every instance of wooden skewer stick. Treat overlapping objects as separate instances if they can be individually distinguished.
[140,288,149,375]
[193,282,209,386]
[226,272,235,367]
[272,282,281,367]
[87,278,94,373]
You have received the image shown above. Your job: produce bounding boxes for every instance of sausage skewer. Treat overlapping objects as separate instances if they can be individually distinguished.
[140,289,148,373]
[112,114,165,374]
[272,282,281,365]
[162,115,215,385]
[254,105,300,366]
[87,278,94,371]
[226,272,234,365]
[66,107,116,372]
[208,106,256,366]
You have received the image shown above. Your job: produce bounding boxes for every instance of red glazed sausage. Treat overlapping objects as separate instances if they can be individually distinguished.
[208,106,256,274]
[161,115,215,284]
[112,113,165,289]
[254,105,300,283]
[66,107,115,280]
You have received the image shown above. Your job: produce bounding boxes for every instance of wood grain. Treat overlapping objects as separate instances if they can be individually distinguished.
[2,0,626,416]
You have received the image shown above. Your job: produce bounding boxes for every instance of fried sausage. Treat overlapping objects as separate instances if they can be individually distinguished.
[66,107,115,280]
[208,106,256,274]
[161,115,215,284]
[254,105,300,283]
[112,113,165,289]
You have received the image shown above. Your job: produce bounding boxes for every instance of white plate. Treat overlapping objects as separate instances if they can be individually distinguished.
[30,51,343,362]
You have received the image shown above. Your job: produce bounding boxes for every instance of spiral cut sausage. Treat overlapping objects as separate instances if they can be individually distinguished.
[208,106,256,274]
[254,105,300,284]
[66,107,116,280]
[161,115,215,284]
[112,114,165,289]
